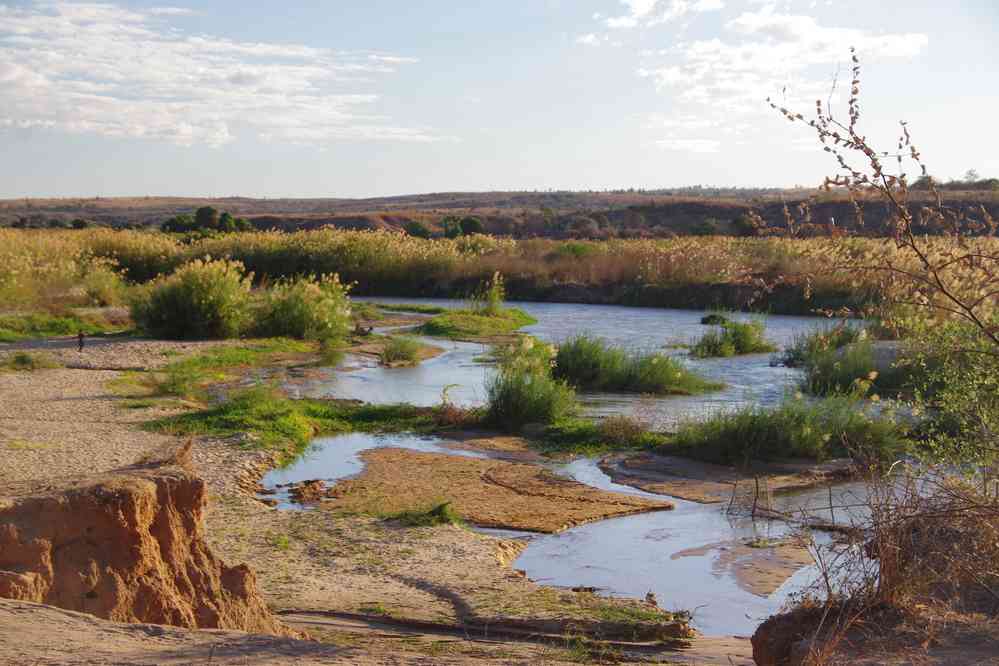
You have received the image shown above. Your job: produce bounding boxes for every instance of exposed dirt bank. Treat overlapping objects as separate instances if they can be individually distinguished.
[0,443,291,635]
[320,447,672,533]
[601,452,853,504]
[0,335,237,370]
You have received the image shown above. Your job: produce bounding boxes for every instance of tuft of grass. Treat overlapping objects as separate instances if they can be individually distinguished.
[664,395,907,466]
[417,307,536,339]
[484,368,577,432]
[536,417,667,456]
[700,311,731,326]
[375,303,448,315]
[691,319,776,358]
[358,603,390,617]
[269,534,292,551]
[779,323,863,368]
[379,336,421,365]
[386,501,463,528]
[1,351,63,372]
[553,335,722,395]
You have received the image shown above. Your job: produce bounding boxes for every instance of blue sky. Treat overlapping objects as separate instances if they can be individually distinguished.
[1,0,996,198]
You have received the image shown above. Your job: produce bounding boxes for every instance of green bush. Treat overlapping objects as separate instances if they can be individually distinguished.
[469,271,506,317]
[666,396,907,465]
[254,274,351,342]
[485,368,577,431]
[779,323,863,368]
[130,259,252,339]
[691,319,776,358]
[700,312,731,326]
[379,336,421,365]
[553,335,721,394]
[388,502,463,527]
[418,307,536,338]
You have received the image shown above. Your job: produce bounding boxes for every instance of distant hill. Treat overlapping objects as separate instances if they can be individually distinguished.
[2,189,997,237]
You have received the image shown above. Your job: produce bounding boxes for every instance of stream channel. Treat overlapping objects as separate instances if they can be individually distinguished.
[264,299,865,637]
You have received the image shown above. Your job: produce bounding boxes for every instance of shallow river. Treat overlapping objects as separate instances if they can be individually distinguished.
[294,298,833,429]
[266,300,861,637]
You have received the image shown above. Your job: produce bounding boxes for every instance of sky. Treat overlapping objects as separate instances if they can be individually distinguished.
[0,0,996,198]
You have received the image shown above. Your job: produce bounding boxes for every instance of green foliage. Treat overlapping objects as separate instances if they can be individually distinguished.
[147,386,438,461]
[536,416,666,455]
[195,206,220,230]
[666,396,907,465]
[700,312,731,326]
[379,336,421,365]
[130,259,253,340]
[254,274,351,342]
[441,215,462,239]
[387,502,463,527]
[459,216,485,235]
[910,322,999,465]
[0,312,116,342]
[417,307,536,339]
[485,368,578,432]
[1,352,63,372]
[403,221,431,238]
[553,335,722,394]
[779,322,863,368]
[691,319,776,358]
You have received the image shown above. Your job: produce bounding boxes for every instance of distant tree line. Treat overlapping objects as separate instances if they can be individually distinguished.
[161,206,254,234]
[912,170,999,192]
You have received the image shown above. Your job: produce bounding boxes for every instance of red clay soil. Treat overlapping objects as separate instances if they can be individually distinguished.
[0,443,292,636]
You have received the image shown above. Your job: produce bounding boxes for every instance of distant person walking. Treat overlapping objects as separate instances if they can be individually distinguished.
[77,331,85,352]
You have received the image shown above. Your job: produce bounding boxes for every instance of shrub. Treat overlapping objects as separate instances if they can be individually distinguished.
[553,335,721,394]
[598,415,649,448]
[403,221,431,238]
[379,336,421,365]
[667,396,906,465]
[779,323,863,368]
[469,271,506,317]
[691,319,776,358]
[485,368,577,431]
[1,352,62,372]
[130,258,252,340]
[700,312,731,326]
[254,274,351,342]
[388,501,463,527]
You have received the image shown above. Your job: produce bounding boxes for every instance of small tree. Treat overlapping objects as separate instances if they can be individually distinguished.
[194,206,220,230]
[404,221,431,238]
[459,216,485,235]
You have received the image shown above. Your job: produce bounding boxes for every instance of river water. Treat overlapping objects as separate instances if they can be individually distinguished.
[266,300,859,636]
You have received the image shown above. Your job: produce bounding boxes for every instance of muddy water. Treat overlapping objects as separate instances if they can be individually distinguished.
[327,298,831,428]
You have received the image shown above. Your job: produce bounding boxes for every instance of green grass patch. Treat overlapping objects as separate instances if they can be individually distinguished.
[663,396,908,466]
[535,416,667,456]
[484,368,577,432]
[417,307,536,339]
[386,501,463,527]
[1,351,63,372]
[553,335,722,395]
[145,386,439,463]
[375,303,448,315]
[700,311,731,326]
[801,339,922,398]
[691,319,777,358]
[148,338,312,400]
[0,312,118,342]
[379,336,422,365]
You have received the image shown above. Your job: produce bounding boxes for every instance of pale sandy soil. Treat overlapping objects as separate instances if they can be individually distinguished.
[601,451,852,504]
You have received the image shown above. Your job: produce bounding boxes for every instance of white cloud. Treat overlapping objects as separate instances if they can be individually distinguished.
[0,1,437,147]
[656,137,721,152]
[576,33,602,46]
[605,0,724,29]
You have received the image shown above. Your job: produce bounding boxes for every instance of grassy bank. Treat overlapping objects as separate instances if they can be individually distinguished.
[7,228,967,314]
[146,386,440,463]
[664,396,907,465]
